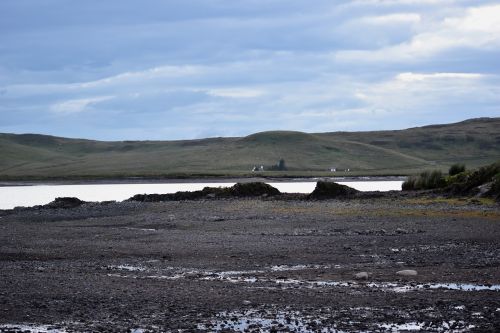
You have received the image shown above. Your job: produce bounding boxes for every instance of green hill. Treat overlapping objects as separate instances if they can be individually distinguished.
[1,118,499,179]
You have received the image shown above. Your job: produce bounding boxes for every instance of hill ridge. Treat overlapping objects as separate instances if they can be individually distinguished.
[2,117,497,143]
[1,117,499,178]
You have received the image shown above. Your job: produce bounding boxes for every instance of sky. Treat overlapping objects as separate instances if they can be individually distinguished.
[1,0,500,140]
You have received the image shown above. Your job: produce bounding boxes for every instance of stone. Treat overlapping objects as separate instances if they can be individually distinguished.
[242,300,252,306]
[396,228,409,234]
[354,272,369,280]
[396,269,418,276]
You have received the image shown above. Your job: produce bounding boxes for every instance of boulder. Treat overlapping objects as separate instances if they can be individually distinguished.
[309,181,358,199]
[396,269,418,277]
[354,272,369,280]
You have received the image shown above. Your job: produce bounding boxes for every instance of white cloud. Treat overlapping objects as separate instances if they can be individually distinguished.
[348,0,461,6]
[207,88,265,98]
[444,4,500,33]
[336,4,500,62]
[50,96,113,114]
[396,72,484,82]
[352,72,500,116]
[78,65,204,89]
[2,65,206,98]
[358,13,421,25]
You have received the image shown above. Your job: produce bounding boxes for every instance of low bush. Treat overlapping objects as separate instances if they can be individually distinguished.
[446,161,500,196]
[449,163,466,176]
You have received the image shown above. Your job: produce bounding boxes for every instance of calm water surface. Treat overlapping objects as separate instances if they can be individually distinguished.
[0,181,403,210]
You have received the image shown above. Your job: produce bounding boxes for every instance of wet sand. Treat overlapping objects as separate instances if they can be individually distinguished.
[0,197,499,332]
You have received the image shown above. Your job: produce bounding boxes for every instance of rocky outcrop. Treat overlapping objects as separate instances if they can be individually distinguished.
[308,181,358,199]
[45,197,85,209]
[230,182,281,197]
[128,182,281,202]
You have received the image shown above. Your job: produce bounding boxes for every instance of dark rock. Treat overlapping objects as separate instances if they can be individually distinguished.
[45,197,85,209]
[127,182,280,202]
[230,182,281,197]
[308,181,359,199]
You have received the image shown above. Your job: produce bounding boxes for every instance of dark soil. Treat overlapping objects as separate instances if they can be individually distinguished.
[0,196,499,332]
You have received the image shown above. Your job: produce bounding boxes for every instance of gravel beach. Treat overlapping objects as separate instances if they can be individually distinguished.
[0,196,499,332]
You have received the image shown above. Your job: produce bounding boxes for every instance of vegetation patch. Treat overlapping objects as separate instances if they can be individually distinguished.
[404,197,496,207]
[1,118,499,179]
[402,170,446,191]
[403,160,500,201]
[449,163,466,176]
[446,161,500,199]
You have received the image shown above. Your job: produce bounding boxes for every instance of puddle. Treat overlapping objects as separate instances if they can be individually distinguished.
[419,283,500,291]
[124,227,157,232]
[0,324,153,333]
[258,278,500,293]
[105,263,332,281]
[199,309,477,332]
[0,324,68,333]
[214,269,266,276]
[365,282,500,293]
[270,264,334,271]
[378,321,474,332]
[104,264,500,293]
[197,309,341,333]
[108,265,146,272]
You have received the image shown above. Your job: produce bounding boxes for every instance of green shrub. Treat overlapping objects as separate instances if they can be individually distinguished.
[402,176,417,191]
[449,163,466,176]
[402,170,446,191]
[447,161,500,196]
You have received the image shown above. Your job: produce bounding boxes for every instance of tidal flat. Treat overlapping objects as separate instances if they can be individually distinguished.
[0,196,499,332]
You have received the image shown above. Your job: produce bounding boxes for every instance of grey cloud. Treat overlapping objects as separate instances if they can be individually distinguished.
[1,0,499,140]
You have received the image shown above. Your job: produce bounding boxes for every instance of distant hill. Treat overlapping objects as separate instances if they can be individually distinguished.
[1,118,499,179]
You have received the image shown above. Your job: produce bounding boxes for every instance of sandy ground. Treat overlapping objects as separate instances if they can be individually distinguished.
[0,197,499,332]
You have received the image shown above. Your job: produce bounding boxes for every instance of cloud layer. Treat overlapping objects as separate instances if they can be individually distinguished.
[1,0,499,139]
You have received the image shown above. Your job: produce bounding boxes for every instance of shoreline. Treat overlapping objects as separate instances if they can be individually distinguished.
[0,175,407,187]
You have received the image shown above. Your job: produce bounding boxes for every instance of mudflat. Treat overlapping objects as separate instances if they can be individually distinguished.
[0,197,499,332]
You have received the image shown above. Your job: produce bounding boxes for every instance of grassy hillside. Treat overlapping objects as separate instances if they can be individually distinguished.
[1,118,499,179]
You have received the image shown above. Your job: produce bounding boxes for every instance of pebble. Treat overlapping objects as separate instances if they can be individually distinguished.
[396,269,418,276]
